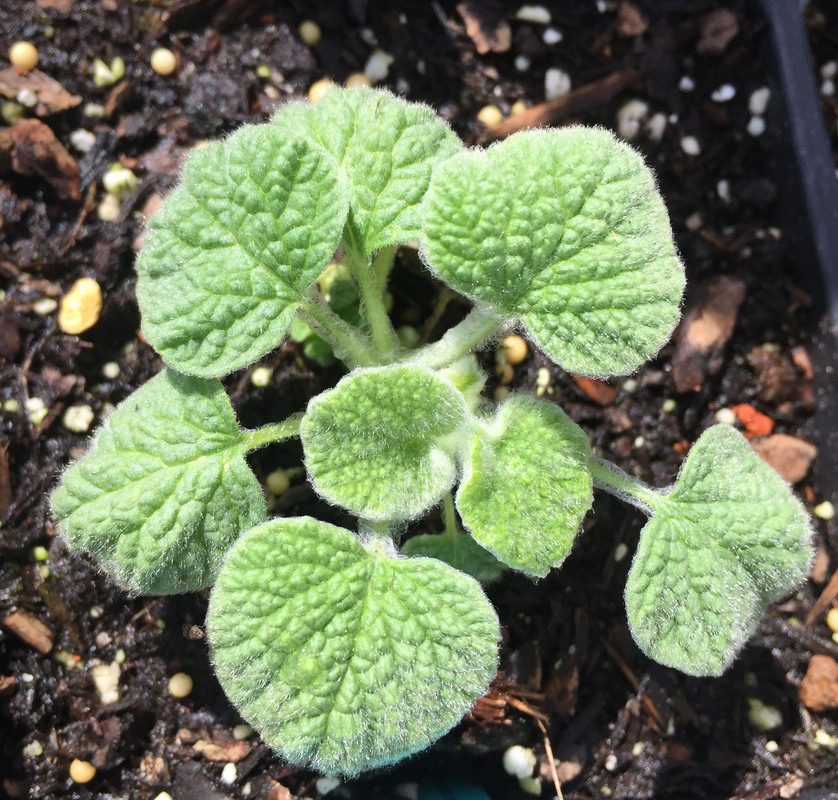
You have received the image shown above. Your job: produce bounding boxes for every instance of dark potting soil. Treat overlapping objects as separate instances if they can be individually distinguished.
[2,2,837,799]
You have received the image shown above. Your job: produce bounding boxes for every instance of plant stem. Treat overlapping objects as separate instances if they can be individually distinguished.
[357,519,400,555]
[412,304,503,370]
[586,456,662,515]
[367,519,393,539]
[241,413,304,452]
[299,295,378,368]
[372,245,396,292]
[344,233,398,362]
[441,491,459,538]
[418,287,457,346]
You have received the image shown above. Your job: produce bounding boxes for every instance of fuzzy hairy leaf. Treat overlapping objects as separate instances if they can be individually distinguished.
[401,533,505,584]
[456,396,593,577]
[421,128,685,377]
[136,124,348,377]
[437,356,488,413]
[207,517,499,776]
[300,365,467,520]
[273,88,462,256]
[625,425,813,676]
[51,369,265,594]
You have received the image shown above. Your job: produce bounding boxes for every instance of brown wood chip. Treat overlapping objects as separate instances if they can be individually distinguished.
[573,376,617,406]
[671,275,746,393]
[0,118,80,201]
[2,608,54,653]
[0,307,22,362]
[104,79,135,118]
[746,346,801,403]
[193,738,251,762]
[265,781,294,800]
[696,9,739,54]
[172,760,235,800]
[488,68,637,140]
[791,345,814,381]
[456,1,511,54]
[37,0,75,9]
[749,434,817,484]
[805,565,838,625]
[616,2,648,37]
[554,760,582,784]
[0,440,12,515]
[0,67,82,115]
[800,654,838,712]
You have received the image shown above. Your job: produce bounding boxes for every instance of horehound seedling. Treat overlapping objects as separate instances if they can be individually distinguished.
[52,88,812,777]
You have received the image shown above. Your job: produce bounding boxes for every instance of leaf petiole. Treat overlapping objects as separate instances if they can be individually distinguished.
[299,294,378,368]
[358,518,395,543]
[441,491,459,539]
[372,244,396,292]
[412,304,503,370]
[344,230,399,363]
[586,456,663,514]
[240,413,304,453]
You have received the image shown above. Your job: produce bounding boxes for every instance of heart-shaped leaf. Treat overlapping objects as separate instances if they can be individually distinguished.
[421,128,685,377]
[207,517,499,776]
[625,424,813,676]
[300,365,468,521]
[51,369,265,594]
[456,396,593,577]
[273,88,462,256]
[137,124,348,377]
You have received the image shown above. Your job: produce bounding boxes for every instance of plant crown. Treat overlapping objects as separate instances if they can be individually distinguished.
[52,88,813,777]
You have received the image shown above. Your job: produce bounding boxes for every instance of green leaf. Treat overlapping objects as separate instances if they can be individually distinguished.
[401,533,505,584]
[51,369,265,594]
[421,128,685,377]
[300,365,468,521]
[273,88,462,256]
[437,356,488,413]
[625,425,813,676]
[136,124,348,377]
[207,517,499,776]
[456,396,593,577]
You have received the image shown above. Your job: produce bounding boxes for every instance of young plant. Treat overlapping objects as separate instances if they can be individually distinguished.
[52,88,812,777]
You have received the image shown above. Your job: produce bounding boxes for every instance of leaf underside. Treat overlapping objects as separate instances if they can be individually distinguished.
[421,127,685,377]
[273,87,462,256]
[51,369,264,594]
[625,424,812,676]
[136,124,348,377]
[401,532,505,584]
[208,517,499,777]
[300,365,467,521]
[456,395,593,577]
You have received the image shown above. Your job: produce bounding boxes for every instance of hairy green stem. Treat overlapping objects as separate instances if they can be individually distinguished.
[372,245,396,292]
[369,519,393,539]
[300,296,378,368]
[418,287,457,346]
[357,519,398,552]
[344,233,399,362]
[412,304,503,370]
[241,413,304,452]
[587,456,662,515]
[441,491,459,538]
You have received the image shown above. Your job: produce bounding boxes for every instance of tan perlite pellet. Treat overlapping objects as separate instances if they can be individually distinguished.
[69,759,97,783]
[502,335,529,365]
[9,41,39,72]
[58,278,102,334]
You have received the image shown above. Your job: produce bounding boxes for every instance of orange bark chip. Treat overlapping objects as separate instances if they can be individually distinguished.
[730,403,774,438]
